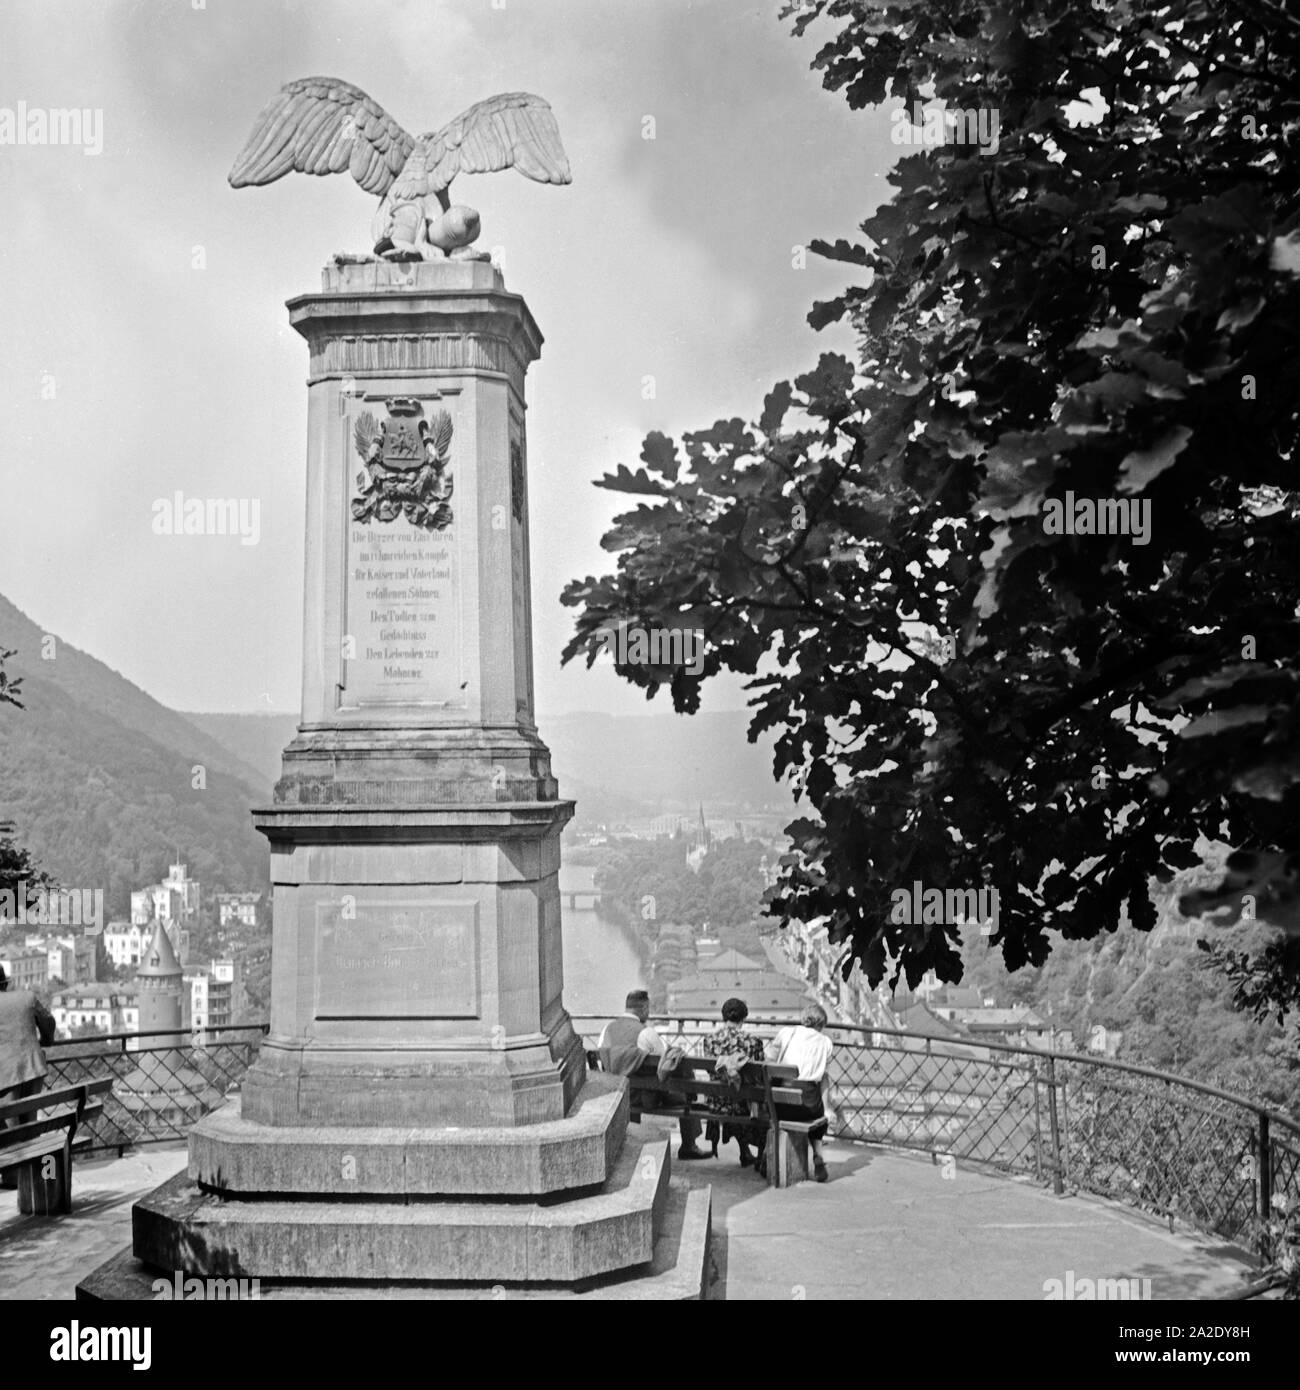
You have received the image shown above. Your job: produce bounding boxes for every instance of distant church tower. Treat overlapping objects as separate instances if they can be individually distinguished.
[684,804,712,873]
[135,918,184,1049]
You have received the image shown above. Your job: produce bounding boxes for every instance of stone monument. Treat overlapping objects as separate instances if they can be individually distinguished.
[80,77,710,1299]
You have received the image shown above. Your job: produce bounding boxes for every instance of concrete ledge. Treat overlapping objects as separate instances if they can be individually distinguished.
[133,1137,671,1284]
[190,1074,627,1197]
[580,1183,711,1301]
[320,259,506,294]
[78,1178,710,1301]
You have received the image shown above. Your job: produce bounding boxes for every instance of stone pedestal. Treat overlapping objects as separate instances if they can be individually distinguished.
[239,802,584,1129]
[240,260,582,1130]
[79,261,710,1300]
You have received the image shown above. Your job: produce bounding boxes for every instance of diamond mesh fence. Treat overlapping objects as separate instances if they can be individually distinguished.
[43,1026,268,1153]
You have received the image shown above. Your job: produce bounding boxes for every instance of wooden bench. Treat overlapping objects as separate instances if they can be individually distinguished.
[0,1080,112,1216]
[589,1053,823,1187]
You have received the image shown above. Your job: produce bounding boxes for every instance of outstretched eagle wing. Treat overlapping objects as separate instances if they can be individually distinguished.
[394,93,571,201]
[229,77,415,197]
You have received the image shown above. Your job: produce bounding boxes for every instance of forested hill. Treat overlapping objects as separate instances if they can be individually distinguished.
[184,711,298,797]
[960,860,1300,1118]
[0,593,269,916]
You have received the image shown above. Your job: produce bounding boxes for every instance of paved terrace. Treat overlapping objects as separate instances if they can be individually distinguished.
[0,1124,1258,1300]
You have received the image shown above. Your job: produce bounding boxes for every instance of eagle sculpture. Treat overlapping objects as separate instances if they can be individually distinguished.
[229,77,572,260]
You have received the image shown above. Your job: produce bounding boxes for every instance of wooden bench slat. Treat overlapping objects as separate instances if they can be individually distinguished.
[0,1135,69,1167]
[0,1083,110,1113]
[631,1077,815,1105]
[0,1101,104,1150]
[0,1123,98,1165]
[0,1100,77,1127]
[1,1115,83,1148]
[0,1079,111,1122]
[1,1126,96,1161]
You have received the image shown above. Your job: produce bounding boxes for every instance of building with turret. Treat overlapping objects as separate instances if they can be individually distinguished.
[134,918,187,1047]
[118,918,218,1138]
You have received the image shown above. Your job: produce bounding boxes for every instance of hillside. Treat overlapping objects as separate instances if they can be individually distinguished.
[183,712,298,797]
[958,859,1300,1117]
[0,594,269,917]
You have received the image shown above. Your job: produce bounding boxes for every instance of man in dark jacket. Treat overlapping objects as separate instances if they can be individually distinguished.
[598,989,707,1160]
[0,963,54,1096]
[0,963,57,1186]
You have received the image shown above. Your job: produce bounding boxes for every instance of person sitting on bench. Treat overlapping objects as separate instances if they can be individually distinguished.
[597,989,709,1160]
[766,1002,836,1182]
[699,997,766,1167]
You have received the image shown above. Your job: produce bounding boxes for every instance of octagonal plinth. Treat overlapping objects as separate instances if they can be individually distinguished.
[191,1074,627,1197]
[77,1182,713,1301]
[135,1137,671,1285]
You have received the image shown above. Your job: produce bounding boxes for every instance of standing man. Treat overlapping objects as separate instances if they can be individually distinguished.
[598,989,708,1160]
[0,963,57,1186]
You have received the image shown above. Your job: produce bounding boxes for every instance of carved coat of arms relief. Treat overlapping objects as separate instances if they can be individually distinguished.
[351,396,454,531]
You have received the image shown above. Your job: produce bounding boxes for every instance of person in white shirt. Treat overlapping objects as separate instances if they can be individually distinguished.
[597,989,707,1159]
[766,1002,836,1182]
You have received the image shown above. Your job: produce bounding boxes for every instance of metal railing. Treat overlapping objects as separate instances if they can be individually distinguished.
[573,1013,1300,1257]
[42,1025,268,1154]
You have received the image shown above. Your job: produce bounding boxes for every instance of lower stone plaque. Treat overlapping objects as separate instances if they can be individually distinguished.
[315,899,479,1019]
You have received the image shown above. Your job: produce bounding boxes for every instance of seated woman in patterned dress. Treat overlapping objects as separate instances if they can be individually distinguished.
[699,997,766,1167]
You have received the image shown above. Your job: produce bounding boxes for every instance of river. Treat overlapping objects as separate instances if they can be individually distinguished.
[558,862,646,1023]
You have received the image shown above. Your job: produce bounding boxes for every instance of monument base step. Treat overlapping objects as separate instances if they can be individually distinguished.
[131,1135,671,1284]
[78,1183,711,1301]
[190,1072,627,1197]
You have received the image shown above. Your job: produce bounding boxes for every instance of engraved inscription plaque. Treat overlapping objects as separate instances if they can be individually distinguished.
[315,899,480,1019]
[343,520,463,707]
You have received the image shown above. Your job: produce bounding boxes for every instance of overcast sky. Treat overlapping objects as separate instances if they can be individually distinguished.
[0,0,894,718]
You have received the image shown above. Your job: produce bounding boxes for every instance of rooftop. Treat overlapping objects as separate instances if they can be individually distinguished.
[703,948,765,973]
[947,1007,1049,1030]
[668,969,810,1012]
[135,920,182,979]
[52,983,136,1002]
[896,1002,966,1037]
